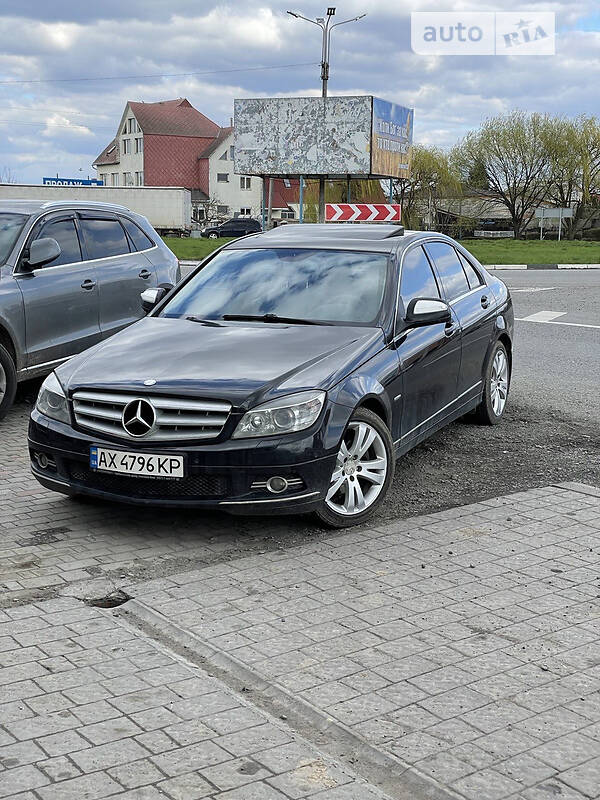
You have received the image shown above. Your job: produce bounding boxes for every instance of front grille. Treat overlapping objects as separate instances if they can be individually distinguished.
[72,390,231,442]
[68,464,227,499]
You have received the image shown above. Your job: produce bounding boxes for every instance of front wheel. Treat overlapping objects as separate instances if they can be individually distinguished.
[315,407,394,528]
[0,344,17,421]
[473,341,510,425]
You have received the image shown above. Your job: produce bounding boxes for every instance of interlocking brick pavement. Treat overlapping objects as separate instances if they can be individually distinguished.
[127,484,600,800]
[0,597,395,799]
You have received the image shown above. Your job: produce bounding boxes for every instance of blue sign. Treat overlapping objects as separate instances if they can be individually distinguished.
[43,177,104,186]
[371,98,414,177]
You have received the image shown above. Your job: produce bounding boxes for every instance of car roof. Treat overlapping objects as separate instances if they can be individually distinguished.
[225,225,453,254]
[0,199,132,215]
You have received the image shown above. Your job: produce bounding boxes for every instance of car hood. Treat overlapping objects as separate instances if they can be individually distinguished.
[56,317,385,408]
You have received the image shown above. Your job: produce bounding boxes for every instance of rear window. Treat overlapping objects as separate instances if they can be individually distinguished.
[79,218,130,260]
[0,213,28,265]
[457,251,483,290]
[121,217,154,251]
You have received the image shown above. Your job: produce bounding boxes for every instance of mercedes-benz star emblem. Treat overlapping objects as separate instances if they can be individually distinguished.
[122,399,156,437]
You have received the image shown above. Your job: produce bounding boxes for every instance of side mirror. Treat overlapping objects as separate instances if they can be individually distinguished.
[141,285,172,314]
[27,238,61,268]
[405,297,452,327]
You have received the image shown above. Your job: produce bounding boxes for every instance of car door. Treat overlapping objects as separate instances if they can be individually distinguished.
[78,213,155,339]
[219,220,238,237]
[425,241,495,399]
[394,244,461,444]
[14,214,101,368]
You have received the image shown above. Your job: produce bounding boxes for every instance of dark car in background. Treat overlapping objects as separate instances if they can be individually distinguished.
[201,217,262,239]
[0,200,180,419]
[29,223,513,527]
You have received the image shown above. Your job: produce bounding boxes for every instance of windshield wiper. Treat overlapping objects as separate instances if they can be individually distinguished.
[185,316,224,327]
[222,313,327,326]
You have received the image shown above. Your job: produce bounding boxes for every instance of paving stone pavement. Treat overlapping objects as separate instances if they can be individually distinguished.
[125,483,600,800]
[0,595,400,800]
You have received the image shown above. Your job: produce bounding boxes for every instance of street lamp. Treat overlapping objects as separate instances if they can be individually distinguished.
[287,7,366,221]
[287,7,366,98]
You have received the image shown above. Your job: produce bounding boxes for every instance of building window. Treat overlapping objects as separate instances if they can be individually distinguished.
[111,173,119,186]
[283,178,291,188]
[122,139,131,155]
[123,172,133,186]
[240,176,251,190]
[217,205,229,215]
[240,207,251,216]
[229,145,235,160]
[219,150,228,160]
[99,174,107,185]
[135,171,143,186]
[127,118,137,134]
[135,137,143,154]
[281,209,295,219]
[217,173,229,183]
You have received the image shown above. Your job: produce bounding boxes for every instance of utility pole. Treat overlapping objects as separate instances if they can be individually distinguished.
[287,8,366,223]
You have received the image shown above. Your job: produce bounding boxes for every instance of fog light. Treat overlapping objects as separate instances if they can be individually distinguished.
[266,476,288,494]
[36,452,49,469]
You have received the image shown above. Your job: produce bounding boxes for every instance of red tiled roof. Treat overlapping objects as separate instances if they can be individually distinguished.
[129,98,220,138]
[271,178,299,209]
[93,138,119,166]
[197,127,233,159]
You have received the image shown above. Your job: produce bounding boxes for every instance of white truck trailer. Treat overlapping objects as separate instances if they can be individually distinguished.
[0,184,192,234]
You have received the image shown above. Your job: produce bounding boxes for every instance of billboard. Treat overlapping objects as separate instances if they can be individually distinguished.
[234,96,413,179]
[371,98,413,177]
[43,177,104,186]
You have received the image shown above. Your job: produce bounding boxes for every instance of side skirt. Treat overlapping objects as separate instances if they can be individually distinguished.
[394,393,482,459]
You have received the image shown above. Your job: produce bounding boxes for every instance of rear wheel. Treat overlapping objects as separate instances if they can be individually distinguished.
[0,343,17,421]
[208,232,219,240]
[473,341,510,425]
[315,407,394,528]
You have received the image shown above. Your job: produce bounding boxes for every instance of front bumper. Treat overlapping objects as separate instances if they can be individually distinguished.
[28,409,338,515]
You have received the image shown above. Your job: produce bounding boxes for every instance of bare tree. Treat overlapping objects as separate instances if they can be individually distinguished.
[453,111,554,238]
[0,166,16,184]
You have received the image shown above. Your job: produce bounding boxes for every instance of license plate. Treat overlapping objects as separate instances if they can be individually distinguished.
[90,446,185,478]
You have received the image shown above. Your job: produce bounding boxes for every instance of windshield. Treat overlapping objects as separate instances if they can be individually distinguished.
[161,248,389,325]
[0,213,29,266]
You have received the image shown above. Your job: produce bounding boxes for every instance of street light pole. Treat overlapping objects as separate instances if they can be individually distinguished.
[287,8,366,222]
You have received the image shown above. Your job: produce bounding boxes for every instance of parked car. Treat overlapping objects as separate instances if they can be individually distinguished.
[29,224,513,527]
[201,218,262,239]
[0,200,180,419]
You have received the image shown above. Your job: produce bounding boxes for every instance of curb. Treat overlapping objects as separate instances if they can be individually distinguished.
[125,598,461,800]
[487,263,600,270]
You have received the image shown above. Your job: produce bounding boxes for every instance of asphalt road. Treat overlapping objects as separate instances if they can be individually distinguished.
[492,269,600,424]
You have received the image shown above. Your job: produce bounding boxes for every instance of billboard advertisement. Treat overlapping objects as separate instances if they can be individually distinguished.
[371,98,413,177]
[234,96,413,179]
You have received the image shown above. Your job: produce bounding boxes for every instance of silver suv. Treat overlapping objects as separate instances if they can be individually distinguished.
[0,200,180,418]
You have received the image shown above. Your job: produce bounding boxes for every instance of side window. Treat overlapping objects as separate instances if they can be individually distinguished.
[457,250,483,290]
[79,218,131,260]
[425,241,470,301]
[120,217,154,251]
[400,246,441,308]
[37,219,82,267]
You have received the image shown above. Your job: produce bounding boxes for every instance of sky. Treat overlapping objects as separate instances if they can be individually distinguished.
[0,0,598,184]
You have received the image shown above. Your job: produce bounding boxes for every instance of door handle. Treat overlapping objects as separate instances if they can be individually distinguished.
[81,279,96,290]
[139,269,151,279]
[445,323,459,338]
[481,295,490,309]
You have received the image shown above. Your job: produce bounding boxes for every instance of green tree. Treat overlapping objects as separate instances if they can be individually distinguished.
[392,146,462,230]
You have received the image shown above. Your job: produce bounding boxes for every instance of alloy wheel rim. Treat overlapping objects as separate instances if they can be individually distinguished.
[490,349,508,416]
[0,363,6,403]
[325,421,388,516]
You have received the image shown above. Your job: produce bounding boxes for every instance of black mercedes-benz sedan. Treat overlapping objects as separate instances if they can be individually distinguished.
[29,224,513,527]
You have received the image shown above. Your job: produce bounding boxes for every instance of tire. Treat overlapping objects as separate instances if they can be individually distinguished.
[315,407,394,528]
[0,343,17,421]
[208,232,219,240]
[472,340,510,425]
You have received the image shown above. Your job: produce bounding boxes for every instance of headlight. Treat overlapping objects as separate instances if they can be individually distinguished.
[36,372,70,424]
[232,391,325,439]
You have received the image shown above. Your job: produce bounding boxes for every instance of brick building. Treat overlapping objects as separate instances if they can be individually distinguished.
[93,98,298,223]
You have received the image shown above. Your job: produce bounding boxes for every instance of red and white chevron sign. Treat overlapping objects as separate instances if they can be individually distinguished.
[325,203,402,222]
